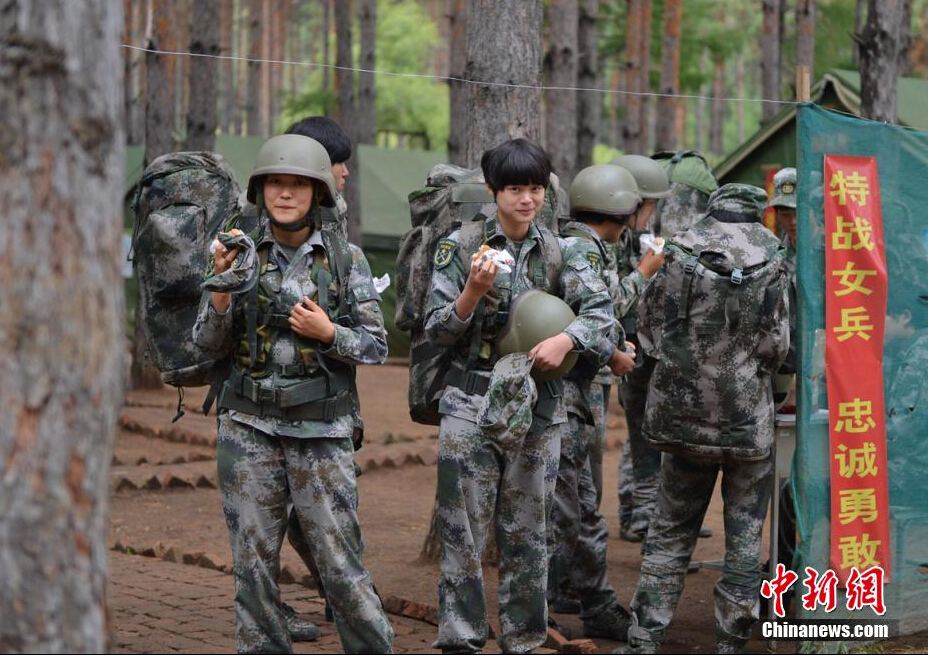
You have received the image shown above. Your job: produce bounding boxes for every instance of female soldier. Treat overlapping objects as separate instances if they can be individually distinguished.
[193,134,394,654]
[425,139,615,654]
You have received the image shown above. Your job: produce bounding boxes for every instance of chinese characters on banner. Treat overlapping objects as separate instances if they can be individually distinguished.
[823,155,891,581]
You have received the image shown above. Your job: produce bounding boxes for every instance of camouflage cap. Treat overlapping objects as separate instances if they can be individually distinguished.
[706,183,768,221]
[201,231,259,294]
[768,167,797,209]
[475,353,537,448]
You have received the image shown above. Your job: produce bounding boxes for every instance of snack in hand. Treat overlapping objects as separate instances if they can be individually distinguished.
[471,245,515,273]
[639,233,666,255]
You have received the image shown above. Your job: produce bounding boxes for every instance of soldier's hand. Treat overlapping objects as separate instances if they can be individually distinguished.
[212,243,242,275]
[637,248,665,279]
[289,297,336,344]
[464,257,499,298]
[609,348,635,376]
[529,333,575,371]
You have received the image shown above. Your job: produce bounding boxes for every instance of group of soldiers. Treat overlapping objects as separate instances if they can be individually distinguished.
[197,110,799,654]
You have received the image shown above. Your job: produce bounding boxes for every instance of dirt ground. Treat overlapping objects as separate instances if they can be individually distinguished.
[110,364,923,654]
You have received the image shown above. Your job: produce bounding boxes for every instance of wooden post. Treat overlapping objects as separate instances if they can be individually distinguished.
[796,64,811,101]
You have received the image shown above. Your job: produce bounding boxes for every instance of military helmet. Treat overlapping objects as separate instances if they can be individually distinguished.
[569,164,641,216]
[707,183,768,222]
[246,134,338,207]
[768,167,797,209]
[497,290,579,381]
[610,154,672,199]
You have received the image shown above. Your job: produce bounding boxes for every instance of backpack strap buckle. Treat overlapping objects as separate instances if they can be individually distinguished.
[683,256,698,275]
[731,268,744,285]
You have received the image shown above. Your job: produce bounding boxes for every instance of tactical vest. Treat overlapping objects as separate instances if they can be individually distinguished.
[217,224,357,423]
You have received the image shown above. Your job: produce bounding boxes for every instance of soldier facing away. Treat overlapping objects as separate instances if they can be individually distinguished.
[424,139,615,653]
[193,134,394,654]
[621,184,790,654]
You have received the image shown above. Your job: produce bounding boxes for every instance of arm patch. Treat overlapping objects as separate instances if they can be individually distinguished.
[434,238,457,269]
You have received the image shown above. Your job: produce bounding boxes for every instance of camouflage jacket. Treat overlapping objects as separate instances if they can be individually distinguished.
[561,221,624,393]
[424,216,615,424]
[637,216,790,461]
[612,230,653,335]
[193,218,386,439]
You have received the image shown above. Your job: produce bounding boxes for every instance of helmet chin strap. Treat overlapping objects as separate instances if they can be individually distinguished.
[268,213,311,232]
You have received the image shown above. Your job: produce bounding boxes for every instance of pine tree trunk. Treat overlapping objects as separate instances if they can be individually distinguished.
[853,0,867,66]
[576,0,599,170]
[358,0,377,144]
[609,63,622,148]
[174,0,191,142]
[736,57,745,144]
[447,0,467,165]
[761,0,782,123]
[622,0,643,153]
[859,0,912,123]
[220,0,234,134]
[796,0,815,77]
[0,2,125,651]
[710,58,725,156]
[335,0,363,245]
[655,0,681,151]
[322,0,331,102]
[544,0,578,186]
[463,0,544,168]
[246,0,262,136]
[237,0,249,134]
[637,0,651,153]
[187,0,219,150]
[259,0,271,135]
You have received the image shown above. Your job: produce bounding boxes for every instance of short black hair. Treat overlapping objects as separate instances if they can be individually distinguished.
[570,209,629,226]
[284,116,352,163]
[481,138,552,194]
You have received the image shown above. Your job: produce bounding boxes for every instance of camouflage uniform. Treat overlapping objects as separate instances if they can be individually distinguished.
[547,222,629,627]
[193,221,394,654]
[425,216,615,654]
[625,185,789,654]
[617,181,710,540]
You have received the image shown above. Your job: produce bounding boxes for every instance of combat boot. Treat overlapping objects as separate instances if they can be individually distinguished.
[282,603,321,642]
[582,602,632,641]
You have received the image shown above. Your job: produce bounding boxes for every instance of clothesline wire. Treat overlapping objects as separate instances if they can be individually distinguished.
[122,44,803,107]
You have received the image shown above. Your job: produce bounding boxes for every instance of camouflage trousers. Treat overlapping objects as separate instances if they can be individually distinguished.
[628,452,773,652]
[548,384,618,618]
[618,353,662,538]
[216,414,394,654]
[435,414,563,654]
[618,440,634,531]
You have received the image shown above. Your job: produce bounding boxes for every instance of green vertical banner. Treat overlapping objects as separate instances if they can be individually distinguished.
[796,104,928,646]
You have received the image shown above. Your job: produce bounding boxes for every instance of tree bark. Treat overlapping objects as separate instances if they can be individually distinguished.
[447,0,467,165]
[0,2,125,651]
[622,0,643,153]
[638,0,652,153]
[655,0,681,151]
[859,0,912,123]
[219,0,234,134]
[544,0,578,186]
[259,0,271,134]
[335,0,362,245]
[187,0,219,150]
[322,0,331,101]
[174,0,191,142]
[796,0,815,77]
[710,57,725,156]
[761,0,781,123]
[246,0,262,135]
[609,63,622,147]
[576,0,599,170]
[463,0,543,168]
[358,0,377,144]
[145,0,174,163]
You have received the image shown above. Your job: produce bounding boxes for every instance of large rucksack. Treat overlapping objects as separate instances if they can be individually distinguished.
[642,217,788,461]
[131,152,244,392]
[651,150,718,238]
[394,164,564,425]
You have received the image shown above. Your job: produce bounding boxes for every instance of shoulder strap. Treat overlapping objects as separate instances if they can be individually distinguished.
[533,228,563,292]
[322,229,353,321]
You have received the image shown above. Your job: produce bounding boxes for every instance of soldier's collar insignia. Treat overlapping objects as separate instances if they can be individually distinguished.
[434,238,456,269]
[781,183,795,194]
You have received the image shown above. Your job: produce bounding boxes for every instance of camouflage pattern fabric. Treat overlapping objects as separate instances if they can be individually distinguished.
[202,231,259,294]
[627,452,774,653]
[435,414,564,653]
[193,221,387,439]
[637,210,789,462]
[653,182,711,240]
[619,353,661,539]
[425,216,613,653]
[216,414,393,654]
[475,353,538,449]
[618,439,634,533]
[424,216,614,423]
[132,151,242,386]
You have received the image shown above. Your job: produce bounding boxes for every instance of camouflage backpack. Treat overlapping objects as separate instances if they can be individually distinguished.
[651,150,718,238]
[642,217,788,461]
[131,152,245,397]
[394,164,564,425]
